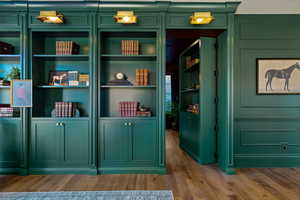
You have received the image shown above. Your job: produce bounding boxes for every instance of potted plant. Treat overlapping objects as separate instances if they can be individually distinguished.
[6,66,20,81]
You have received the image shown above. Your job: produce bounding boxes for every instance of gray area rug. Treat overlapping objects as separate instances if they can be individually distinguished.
[0,191,174,200]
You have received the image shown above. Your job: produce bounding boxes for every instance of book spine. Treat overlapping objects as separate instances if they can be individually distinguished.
[68,102,72,117]
[135,69,139,85]
[125,40,128,56]
[67,41,70,55]
[130,102,133,117]
[130,40,133,55]
[59,102,62,117]
[57,41,60,55]
[137,40,139,55]
[141,69,144,86]
[144,69,148,86]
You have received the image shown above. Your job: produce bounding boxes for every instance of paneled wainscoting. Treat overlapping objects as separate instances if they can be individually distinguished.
[1,130,300,200]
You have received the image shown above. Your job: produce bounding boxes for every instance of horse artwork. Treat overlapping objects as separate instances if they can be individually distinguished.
[257,59,300,94]
[49,71,68,86]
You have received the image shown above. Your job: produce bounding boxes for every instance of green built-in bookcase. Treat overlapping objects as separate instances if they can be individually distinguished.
[98,30,162,174]
[179,37,217,164]
[29,30,92,174]
[0,30,22,173]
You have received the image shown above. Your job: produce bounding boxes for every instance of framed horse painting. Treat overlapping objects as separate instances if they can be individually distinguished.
[257,58,300,94]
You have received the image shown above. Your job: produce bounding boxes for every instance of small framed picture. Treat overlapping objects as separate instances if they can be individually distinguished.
[257,59,300,94]
[10,79,32,107]
[49,71,68,86]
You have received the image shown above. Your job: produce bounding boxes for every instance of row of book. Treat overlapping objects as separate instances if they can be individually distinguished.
[135,69,149,86]
[0,105,19,117]
[55,102,76,117]
[0,41,14,54]
[56,41,80,55]
[121,40,139,55]
[68,71,89,86]
[119,101,138,117]
[119,101,151,117]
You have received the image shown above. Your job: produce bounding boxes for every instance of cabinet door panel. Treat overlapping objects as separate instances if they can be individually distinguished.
[31,121,61,166]
[101,120,130,162]
[64,120,89,164]
[131,120,156,162]
[0,119,21,168]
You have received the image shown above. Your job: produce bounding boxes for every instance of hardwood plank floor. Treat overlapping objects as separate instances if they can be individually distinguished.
[1,130,300,200]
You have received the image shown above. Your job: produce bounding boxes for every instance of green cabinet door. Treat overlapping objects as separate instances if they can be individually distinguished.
[131,119,156,162]
[0,119,21,171]
[63,120,89,165]
[31,120,61,168]
[100,119,130,163]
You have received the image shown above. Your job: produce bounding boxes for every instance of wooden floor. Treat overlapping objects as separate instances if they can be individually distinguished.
[1,130,300,200]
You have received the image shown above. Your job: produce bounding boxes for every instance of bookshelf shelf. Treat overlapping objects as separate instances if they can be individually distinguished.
[181,88,200,93]
[101,55,156,60]
[100,117,156,120]
[36,85,89,89]
[0,86,10,89]
[100,85,156,88]
[0,54,20,58]
[33,54,89,58]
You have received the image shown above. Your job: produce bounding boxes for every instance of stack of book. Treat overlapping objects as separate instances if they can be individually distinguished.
[0,41,14,54]
[68,71,79,86]
[136,111,151,117]
[0,105,19,117]
[79,74,89,86]
[119,101,138,117]
[56,41,80,55]
[135,69,149,86]
[55,102,76,117]
[121,40,139,55]
[0,80,9,86]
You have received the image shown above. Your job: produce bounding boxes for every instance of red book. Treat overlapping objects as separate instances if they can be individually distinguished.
[125,102,128,117]
[129,102,132,117]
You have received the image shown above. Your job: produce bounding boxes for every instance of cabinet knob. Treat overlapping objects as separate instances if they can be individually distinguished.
[128,122,132,126]
[56,123,59,126]
[60,122,64,126]
[124,122,128,126]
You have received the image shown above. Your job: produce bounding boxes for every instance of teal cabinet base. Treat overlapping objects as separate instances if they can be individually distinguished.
[29,168,98,175]
[234,155,300,168]
[99,167,166,175]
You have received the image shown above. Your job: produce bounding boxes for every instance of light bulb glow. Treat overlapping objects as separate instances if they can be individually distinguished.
[123,16,130,22]
[196,18,204,23]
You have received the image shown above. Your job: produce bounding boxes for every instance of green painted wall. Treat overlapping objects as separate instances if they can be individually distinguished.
[234,15,300,167]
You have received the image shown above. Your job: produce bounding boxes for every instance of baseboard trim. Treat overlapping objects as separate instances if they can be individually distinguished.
[0,168,20,175]
[29,168,97,175]
[98,167,167,174]
[234,155,300,168]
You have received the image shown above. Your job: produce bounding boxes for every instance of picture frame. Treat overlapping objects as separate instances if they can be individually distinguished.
[49,70,69,86]
[10,79,32,107]
[257,58,300,95]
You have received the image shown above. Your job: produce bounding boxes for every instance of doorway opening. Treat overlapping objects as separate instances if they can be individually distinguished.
[165,29,226,166]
